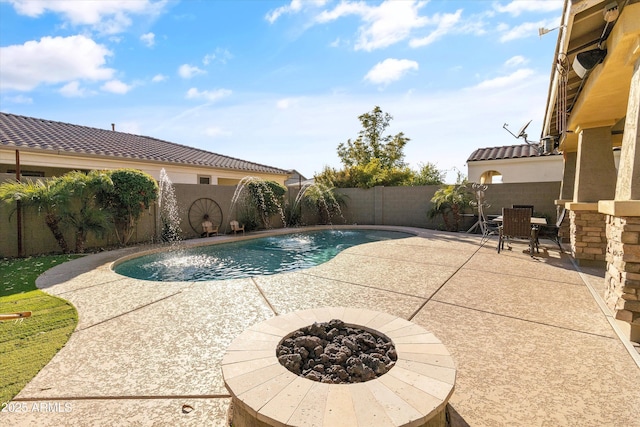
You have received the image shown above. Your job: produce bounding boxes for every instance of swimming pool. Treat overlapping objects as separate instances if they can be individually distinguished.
[114,229,412,281]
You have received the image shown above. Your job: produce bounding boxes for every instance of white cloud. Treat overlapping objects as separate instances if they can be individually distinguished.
[505,55,528,67]
[204,127,231,138]
[329,37,343,48]
[276,98,300,109]
[140,32,155,47]
[101,79,132,94]
[59,81,87,97]
[265,0,327,23]
[178,64,205,79]
[266,0,303,23]
[3,94,33,104]
[409,10,462,48]
[317,0,430,51]
[494,0,563,17]
[315,1,369,23]
[203,48,233,65]
[185,88,232,102]
[314,1,478,51]
[0,35,114,91]
[471,68,535,90]
[357,1,431,51]
[364,59,419,85]
[499,20,546,42]
[151,74,167,83]
[6,0,168,34]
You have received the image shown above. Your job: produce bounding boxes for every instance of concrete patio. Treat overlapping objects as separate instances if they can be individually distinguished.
[4,226,640,426]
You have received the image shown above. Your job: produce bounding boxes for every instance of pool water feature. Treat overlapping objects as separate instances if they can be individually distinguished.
[115,229,412,282]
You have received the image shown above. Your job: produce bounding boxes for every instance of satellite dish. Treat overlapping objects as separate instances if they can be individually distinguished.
[517,120,532,139]
[503,120,534,144]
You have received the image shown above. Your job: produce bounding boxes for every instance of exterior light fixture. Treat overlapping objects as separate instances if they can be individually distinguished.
[572,48,607,78]
[570,2,619,79]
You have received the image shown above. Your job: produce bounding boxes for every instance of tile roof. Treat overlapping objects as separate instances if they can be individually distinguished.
[467,144,561,162]
[0,112,288,175]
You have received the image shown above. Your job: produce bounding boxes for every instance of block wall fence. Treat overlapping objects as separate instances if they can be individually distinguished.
[0,177,561,258]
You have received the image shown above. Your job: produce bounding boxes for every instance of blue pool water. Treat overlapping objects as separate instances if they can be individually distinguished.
[115,229,412,281]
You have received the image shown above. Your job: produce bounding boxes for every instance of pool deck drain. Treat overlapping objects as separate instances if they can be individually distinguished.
[222,307,455,427]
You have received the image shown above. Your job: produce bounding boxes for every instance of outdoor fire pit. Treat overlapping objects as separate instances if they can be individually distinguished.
[221,307,456,427]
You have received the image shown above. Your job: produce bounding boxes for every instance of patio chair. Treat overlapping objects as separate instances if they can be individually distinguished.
[537,208,566,250]
[201,214,218,237]
[230,220,245,235]
[512,204,541,246]
[512,204,534,215]
[497,207,537,255]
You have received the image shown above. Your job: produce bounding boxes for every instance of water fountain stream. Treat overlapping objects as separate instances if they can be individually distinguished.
[157,169,182,242]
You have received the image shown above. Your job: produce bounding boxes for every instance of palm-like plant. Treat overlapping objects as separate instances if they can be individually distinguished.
[57,171,113,253]
[428,183,472,232]
[0,178,71,253]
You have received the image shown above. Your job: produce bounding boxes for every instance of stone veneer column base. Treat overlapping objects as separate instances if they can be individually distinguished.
[569,209,607,267]
[605,215,640,343]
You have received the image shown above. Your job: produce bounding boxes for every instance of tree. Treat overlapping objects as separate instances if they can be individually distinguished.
[0,178,71,253]
[96,169,158,245]
[411,162,445,186]
[337,106,409,169]
[317,106,417,188]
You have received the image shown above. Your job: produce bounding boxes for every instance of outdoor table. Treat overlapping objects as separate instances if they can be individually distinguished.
[493,216,547,226]
[494,215,547,254]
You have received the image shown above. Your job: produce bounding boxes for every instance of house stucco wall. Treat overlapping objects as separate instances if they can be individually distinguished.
[467,155,563,184]
[0,148,288,186]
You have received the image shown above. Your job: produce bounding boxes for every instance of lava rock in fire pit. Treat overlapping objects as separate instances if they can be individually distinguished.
[276,319,397,384]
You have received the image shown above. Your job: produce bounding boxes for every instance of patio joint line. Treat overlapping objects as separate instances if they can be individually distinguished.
[568,257,640,368]
[12,394,232,401]
[251,278,278,316]
[432,299,620,340]
[298,271,429,300]
[76,290,184,331]
[407,242,485,321]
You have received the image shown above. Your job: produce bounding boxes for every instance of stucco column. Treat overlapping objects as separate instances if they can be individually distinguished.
[614,58,640,202]
[599,56,640,343]
[573,127,617,203]
[566,127,616,266]
[559,151,576,201]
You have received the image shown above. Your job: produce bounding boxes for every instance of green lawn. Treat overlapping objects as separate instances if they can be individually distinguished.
[0,255,80,404]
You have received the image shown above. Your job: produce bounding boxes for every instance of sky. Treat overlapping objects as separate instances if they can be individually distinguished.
[0,0,564,183]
